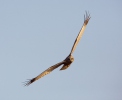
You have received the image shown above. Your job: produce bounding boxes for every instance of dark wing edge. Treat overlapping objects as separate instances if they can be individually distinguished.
[84,11,91,25]
[24,61,65,86]
[70,11,90,55]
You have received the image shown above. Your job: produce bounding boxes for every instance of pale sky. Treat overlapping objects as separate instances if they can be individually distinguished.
[0,0,122,100]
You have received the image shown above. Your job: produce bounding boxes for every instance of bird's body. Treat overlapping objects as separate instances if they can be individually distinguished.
[24,12,90,86]
[60,54,74,70]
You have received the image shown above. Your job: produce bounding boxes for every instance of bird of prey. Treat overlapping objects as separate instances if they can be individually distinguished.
[24,12,90,86]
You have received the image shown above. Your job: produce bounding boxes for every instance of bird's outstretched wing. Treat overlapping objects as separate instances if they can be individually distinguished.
[24,61,65,86]
[70,12,90,55]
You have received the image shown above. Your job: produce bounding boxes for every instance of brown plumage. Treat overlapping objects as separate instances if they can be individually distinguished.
[24,12,90,86]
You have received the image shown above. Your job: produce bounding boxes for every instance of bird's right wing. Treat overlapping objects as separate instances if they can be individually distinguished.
[70,12,90,55]
[25,61,65,86]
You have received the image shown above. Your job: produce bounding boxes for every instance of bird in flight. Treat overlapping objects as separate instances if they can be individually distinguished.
[24,12,90,86]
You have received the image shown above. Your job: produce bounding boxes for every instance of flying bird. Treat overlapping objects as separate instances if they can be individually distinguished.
[24,12,90,86]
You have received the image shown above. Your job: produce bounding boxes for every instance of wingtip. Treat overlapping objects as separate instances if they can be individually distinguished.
[84,11,91,25]
[24,78,36,86]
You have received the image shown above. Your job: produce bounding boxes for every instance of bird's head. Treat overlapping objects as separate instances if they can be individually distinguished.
[70,55,74,62]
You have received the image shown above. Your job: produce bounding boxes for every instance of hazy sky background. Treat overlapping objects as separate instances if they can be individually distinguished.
[0,0,122,100]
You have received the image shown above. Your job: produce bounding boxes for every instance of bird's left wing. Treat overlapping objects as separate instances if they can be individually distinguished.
[70,12,90,55]
[24,61,65,86]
